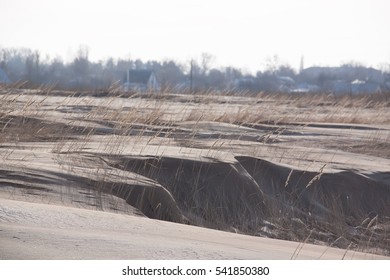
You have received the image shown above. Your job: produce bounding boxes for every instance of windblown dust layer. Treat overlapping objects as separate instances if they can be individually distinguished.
[0,89,390,258]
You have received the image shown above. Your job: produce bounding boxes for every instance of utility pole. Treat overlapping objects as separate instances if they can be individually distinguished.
[299,55,304,74]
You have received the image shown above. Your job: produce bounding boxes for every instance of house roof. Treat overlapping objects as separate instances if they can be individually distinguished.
[127,70,153,84]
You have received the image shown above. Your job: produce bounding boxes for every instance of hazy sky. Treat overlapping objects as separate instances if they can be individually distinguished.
[1,0,389,72]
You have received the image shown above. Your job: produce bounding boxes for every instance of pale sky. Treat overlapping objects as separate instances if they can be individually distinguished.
[1,0,389,73]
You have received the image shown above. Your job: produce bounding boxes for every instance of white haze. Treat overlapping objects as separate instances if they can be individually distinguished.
[0,0,389,72]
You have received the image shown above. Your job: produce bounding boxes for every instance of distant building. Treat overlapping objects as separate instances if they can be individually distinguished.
[301,66,384,84]
[233,76,256,91]
[325,80,382,95]
[299,66,385,94]
[350,80,382,94]
[277,76,295,93]
[385,82,390,91]
[328,80,352,94]
[123,69,160,92]
[0,68,10,84]
[291,83,321,93]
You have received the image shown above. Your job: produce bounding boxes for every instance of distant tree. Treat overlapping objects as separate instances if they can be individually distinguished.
[0,48,7,70]
[341,61,365,68]
[134,59,144,70]
[188,59,203,90]
[224,67,242,86]
[200,52,215,75]
[71,46,90,87]
[378,63,390,74]
[144,60,161,72]
[100,57,117,87]
[275,65,296,78]
[0,48,28,82]
[264,55,280,74]
[117,59,134,76]
[317,72,330,87]
[25,50,41,84]
[207,68,225,89]
[255,71,278,92]
[46,57,65,86]
[156,60,185,91]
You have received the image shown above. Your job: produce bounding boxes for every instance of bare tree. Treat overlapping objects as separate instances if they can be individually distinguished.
[200,52,215,75]
[156,61,185,91]
[70,46,90,88]
[72,46,89,77]
[25,50,41,84]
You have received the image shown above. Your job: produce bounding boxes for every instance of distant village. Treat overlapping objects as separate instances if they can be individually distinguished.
[1,48,390,95]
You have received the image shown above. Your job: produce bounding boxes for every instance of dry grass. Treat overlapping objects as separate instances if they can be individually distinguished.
[1,85,390,256]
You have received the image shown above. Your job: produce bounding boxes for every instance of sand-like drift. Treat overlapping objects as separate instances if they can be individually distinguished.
[1,90,389,258]
[1,198,386,260]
